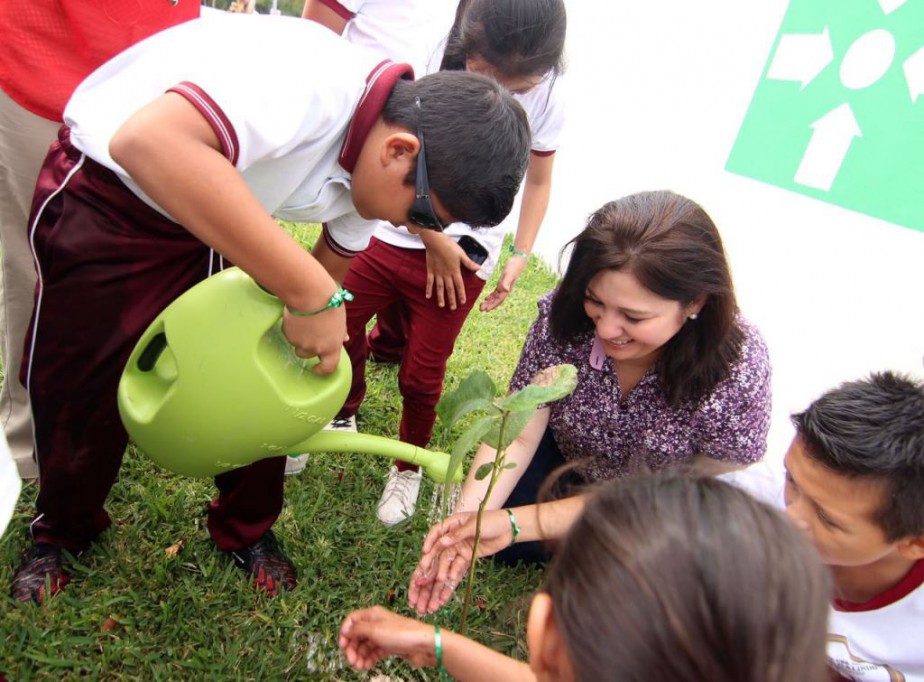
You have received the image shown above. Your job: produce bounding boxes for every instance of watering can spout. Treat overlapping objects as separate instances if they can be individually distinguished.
[118,267,462,482]
[289,431,461,483]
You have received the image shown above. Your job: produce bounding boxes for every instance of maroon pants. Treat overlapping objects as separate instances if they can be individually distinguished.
[22,127,284,552]
[339,237,485,460]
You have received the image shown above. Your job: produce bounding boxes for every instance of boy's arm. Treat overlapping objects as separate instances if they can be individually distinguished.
[481,152,554,312]
[301,0,349,34]
[110,92,346,374]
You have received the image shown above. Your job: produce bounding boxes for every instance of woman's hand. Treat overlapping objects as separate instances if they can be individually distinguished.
[339,606,436,671]
[408,510,514,615]
[421,231,481,310]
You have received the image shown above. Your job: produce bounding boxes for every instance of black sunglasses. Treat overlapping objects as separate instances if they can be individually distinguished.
[408,97,444,232]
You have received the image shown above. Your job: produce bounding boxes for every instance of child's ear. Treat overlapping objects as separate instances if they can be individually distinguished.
[896,536,924,560]
[527,593,575,682]
[380,132,419,167]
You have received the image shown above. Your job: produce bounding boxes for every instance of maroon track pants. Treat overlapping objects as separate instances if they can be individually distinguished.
[338,237,485,458]
[21,127,285,552]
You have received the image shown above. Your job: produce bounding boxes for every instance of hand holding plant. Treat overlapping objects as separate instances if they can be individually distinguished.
[428,363,577,631]
[408,509,514,616]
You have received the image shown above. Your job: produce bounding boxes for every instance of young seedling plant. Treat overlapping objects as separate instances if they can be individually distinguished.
[436,363,577,631]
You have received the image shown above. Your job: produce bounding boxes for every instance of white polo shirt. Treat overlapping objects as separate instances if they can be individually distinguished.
[64,12,411,255]
[318,0,457,77]
[722,466,924,682]
[318,0,566,278]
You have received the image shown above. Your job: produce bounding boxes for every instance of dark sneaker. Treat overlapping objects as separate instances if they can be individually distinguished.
[11,543,72,604]
[230,531,296,596]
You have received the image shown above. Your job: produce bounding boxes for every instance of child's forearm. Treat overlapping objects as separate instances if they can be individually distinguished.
[111,93,337,313]
[441,630,536,682]
[511,153,554,255]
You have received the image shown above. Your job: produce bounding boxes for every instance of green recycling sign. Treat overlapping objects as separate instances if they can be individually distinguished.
[727,0,924,232]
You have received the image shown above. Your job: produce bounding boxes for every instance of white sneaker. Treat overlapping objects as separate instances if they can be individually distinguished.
[324,415,357,433]
[376,466,422,526]
[285,416,358,476]
[284,454,308,476]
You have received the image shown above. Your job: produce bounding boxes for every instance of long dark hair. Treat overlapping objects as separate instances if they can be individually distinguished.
[439,0,567,79]
[550,191,743,407]
[544,476,831,682]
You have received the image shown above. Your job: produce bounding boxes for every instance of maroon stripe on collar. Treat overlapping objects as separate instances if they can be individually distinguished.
[338,60,414,173]
[833,560,924,612]
[316,0,354,21]
[321,224,361,258]
[167,82,239,166]
[531,149,557,157]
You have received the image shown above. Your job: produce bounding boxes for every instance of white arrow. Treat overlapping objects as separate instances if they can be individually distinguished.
[878,0,907,14]
[903,46,924,103]
[767,27,833,89]
[794,103,862,192]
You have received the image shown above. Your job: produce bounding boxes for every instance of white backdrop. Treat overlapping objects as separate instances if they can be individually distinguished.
[505,0,924,462]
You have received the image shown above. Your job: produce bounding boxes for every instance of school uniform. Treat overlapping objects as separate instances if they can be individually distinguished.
[322,1,566,451]
[725,469,924,681]
[827,560,924,681]
[23,13,412,552]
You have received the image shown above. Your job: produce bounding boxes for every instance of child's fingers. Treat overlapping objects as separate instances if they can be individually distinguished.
[312,347,341,375]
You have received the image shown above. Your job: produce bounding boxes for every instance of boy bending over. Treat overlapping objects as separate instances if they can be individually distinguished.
[11,13,529,604]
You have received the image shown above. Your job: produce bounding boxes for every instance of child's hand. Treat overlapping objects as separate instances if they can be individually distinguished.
[282,305,348,375]
[339,606,436,671]
[480,254,528,312]
[421,232,480,310]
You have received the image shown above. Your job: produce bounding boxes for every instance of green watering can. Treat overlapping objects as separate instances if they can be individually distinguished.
[118,267,462,483]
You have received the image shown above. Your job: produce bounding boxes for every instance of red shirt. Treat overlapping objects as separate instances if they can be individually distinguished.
[0,0,199,120]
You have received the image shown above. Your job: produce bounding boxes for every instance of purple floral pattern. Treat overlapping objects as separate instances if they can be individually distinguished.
[510,293,772,481]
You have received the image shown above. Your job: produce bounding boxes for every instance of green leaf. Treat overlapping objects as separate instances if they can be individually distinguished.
[482,406,536,450]
[444,414,496,489]
[499,364,578,412]
[503,462,517,470]
[474,462,495,480]
[436,371,498,428]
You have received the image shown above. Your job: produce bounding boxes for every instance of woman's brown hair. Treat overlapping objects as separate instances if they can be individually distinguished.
[544,475,831,682]
[550,190,743,407]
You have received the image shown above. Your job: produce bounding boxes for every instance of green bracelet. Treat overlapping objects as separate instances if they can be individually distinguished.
[434,625,450,679]
[505,508,521,546]
[507,244,529,258]
[286,287,354,317]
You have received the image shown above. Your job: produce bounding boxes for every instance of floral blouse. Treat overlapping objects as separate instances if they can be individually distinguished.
[509,292,772,481]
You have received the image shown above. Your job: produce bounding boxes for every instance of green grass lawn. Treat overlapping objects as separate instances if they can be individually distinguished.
[0,225,560,680]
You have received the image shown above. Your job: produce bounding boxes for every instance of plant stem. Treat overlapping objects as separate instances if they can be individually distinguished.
[459,413,509,633]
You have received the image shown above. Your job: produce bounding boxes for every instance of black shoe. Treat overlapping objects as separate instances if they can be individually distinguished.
[11,543,72,604]
[230,531,296,596]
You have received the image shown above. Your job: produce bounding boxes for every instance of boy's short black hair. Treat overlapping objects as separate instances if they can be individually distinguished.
[382,72,530,228]
[792,371,924,541]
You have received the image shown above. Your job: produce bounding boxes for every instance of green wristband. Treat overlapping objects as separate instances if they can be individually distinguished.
[507,244,529,258]
[505,508,521,546]
[286,287,354,317]
[434,625,450,679]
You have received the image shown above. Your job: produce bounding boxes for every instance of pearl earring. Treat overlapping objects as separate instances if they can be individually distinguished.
[689,313,699,320]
